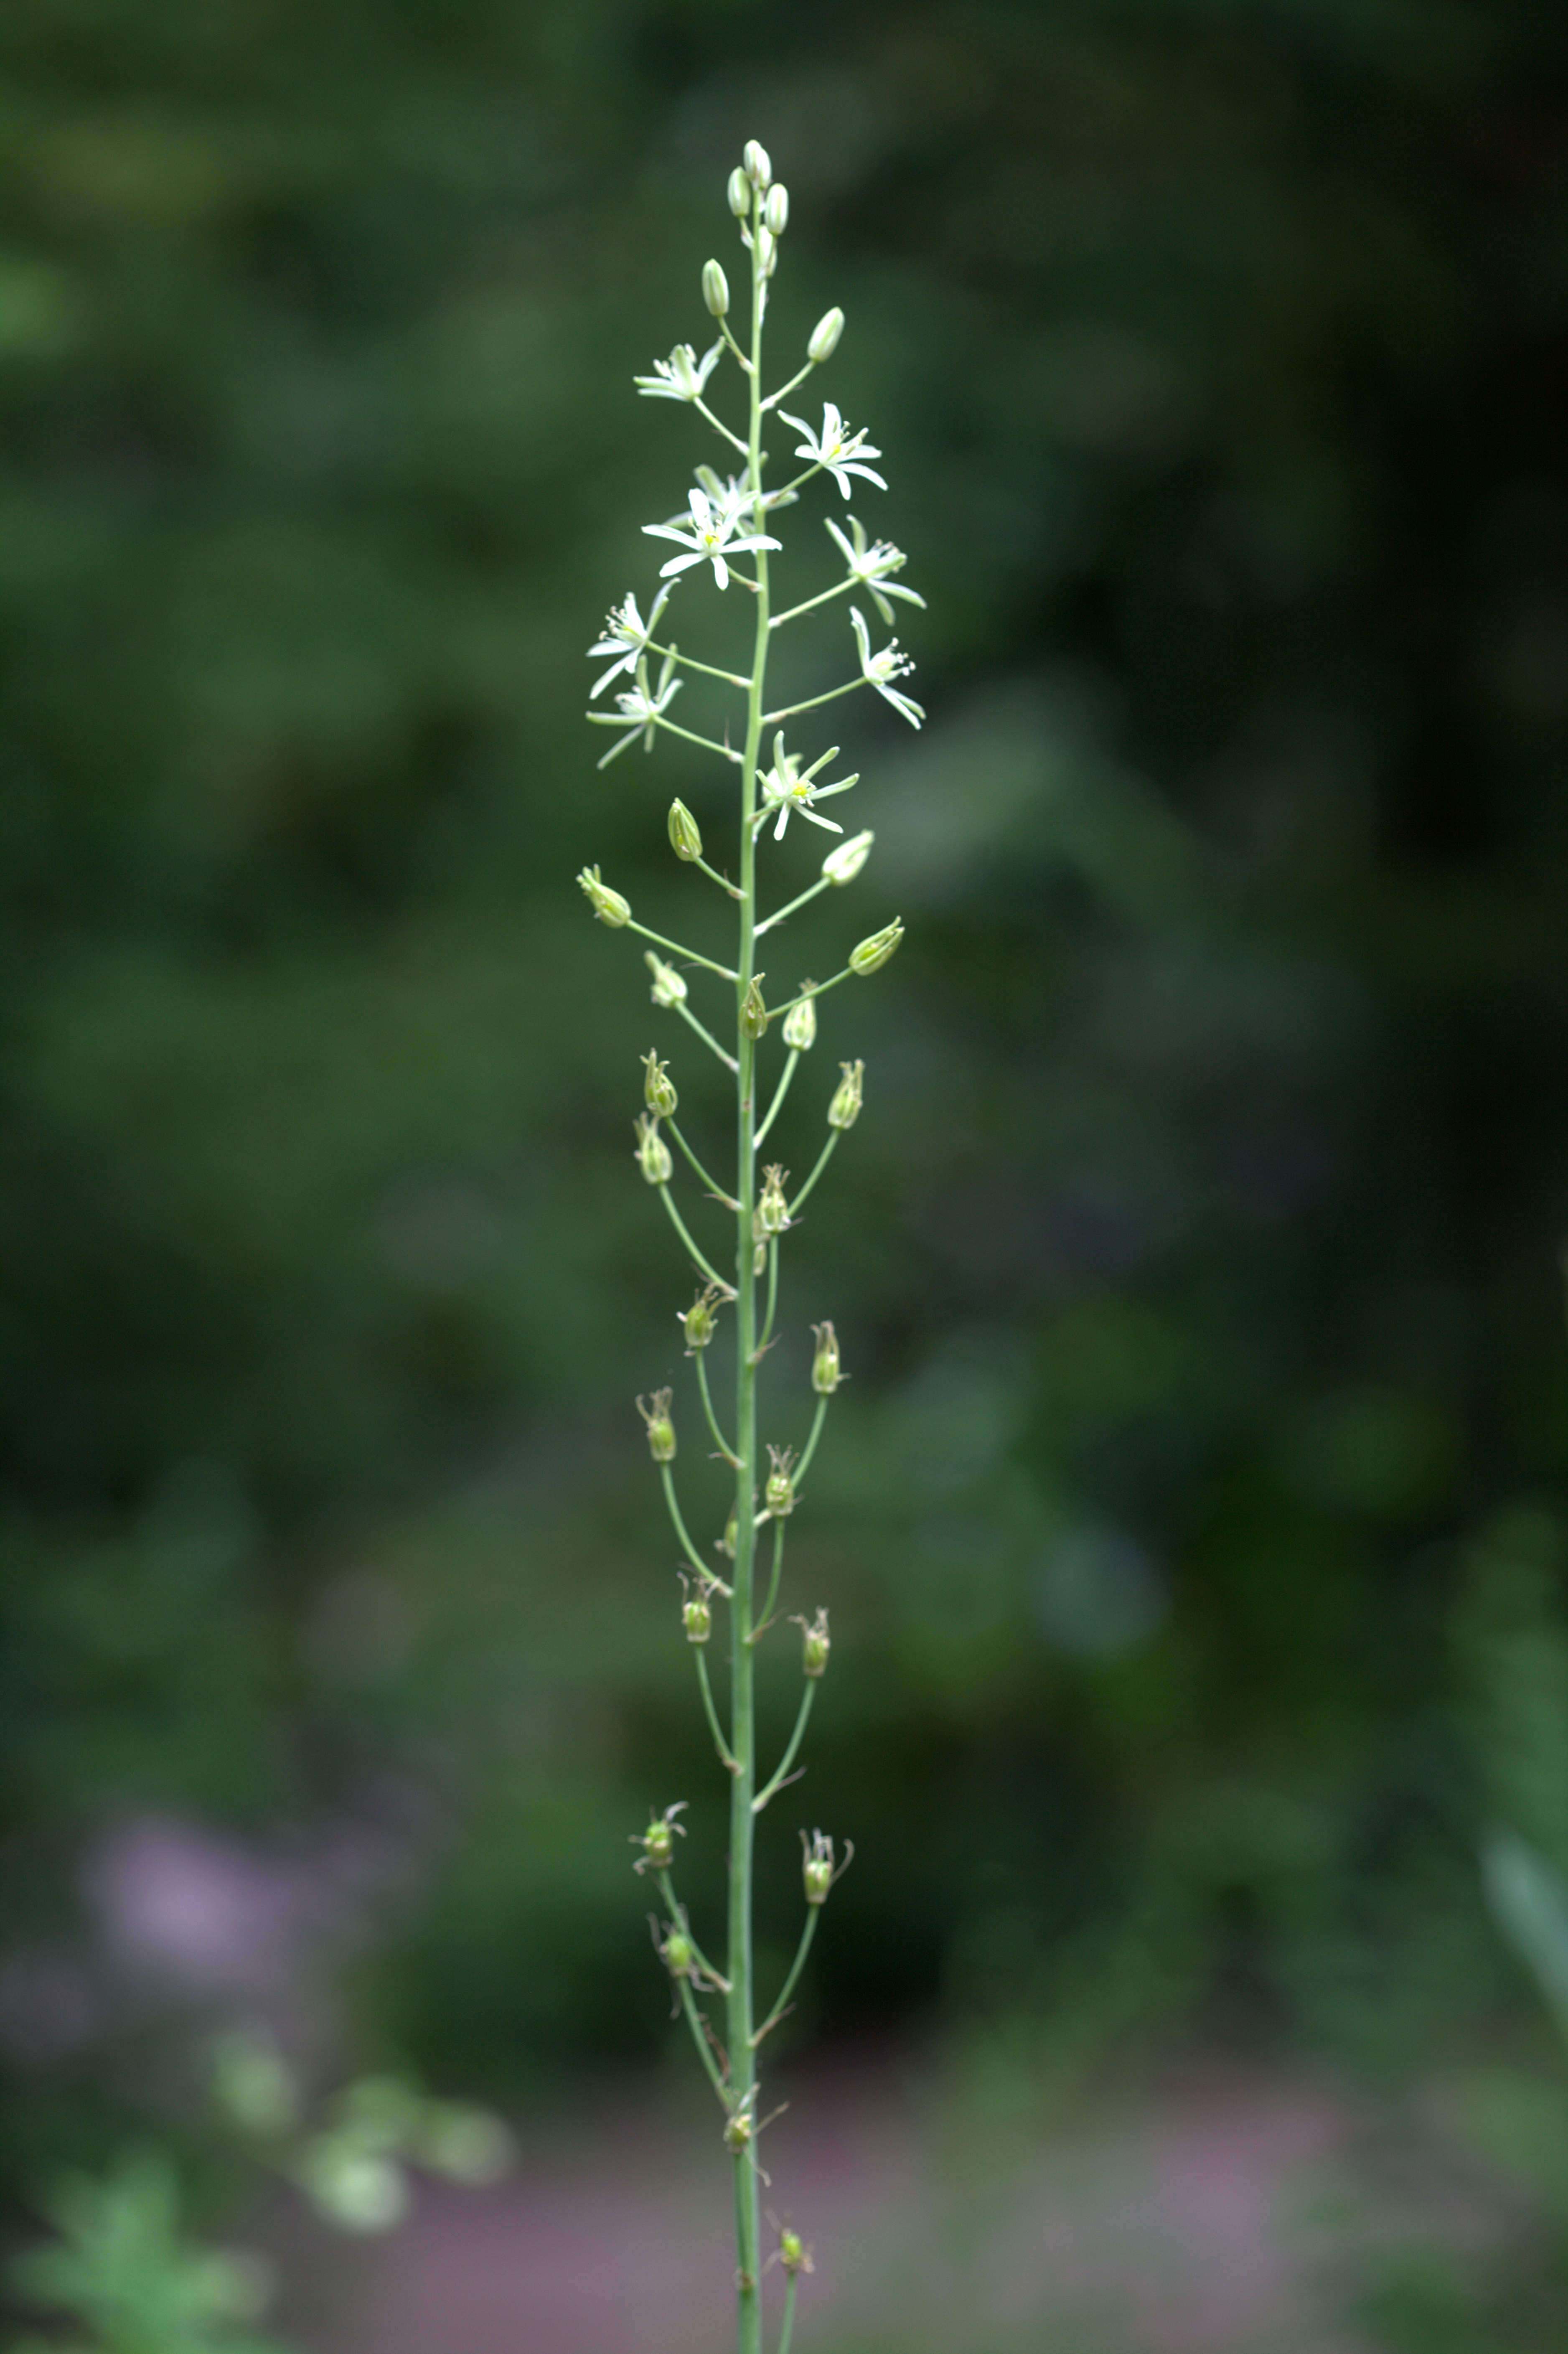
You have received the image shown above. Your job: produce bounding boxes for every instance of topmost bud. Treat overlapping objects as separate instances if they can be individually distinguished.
[743,139,773,190]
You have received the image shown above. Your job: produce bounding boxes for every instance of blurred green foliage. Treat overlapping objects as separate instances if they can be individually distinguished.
[3,0,1568,2244]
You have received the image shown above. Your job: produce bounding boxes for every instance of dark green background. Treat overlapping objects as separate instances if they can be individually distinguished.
[4,0,1568,2222]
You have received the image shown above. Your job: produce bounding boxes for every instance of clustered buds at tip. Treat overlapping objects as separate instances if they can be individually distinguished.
[642,1050,678,1117]
[808,306,845,364]
[765,184,789,235]
[740,975,769,1039]
[727,167,750,218]
[811,1320,842,1393]
[822,829,873,885]
[765,1443,798,1517]
[645,949,687,1007]
[781,989,818,1051]
[680,1283,722,1352]
[793,1605,831,1677]
[743,139,772,190]
[630,1800,687,1875]
[755,1163,791,1240]
[801,1827,852,1907]
[679,1572,713,1646]
[849,918,904,975]
[826,1058,864,1131]
[701,260,729,319]
[637,1388,676,1462]
[578,864,631,926]
[668,798,703,862]
[634,1111,673,1186]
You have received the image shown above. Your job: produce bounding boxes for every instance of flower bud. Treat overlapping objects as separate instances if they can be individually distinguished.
[756,1163,790,1238]
[662,1924,697,1975]
[631,1800,687,1874]
[680,1578,712,1645]
[808,306,845,364]
[849,918,903,975]
[811,1319,842,1393]
[637,1388,676,1462]
[765,184,789,234]
[801,1827,850,1907]
[634,1112,673,1186]
[701,259,729,318]
[822,828,873,884]
[668,798,703,862]
[756,225,776,277]
[794,1605,830,1677]
[777,2227,813,2276]
[826,1058,864,1131]
[781,989,817,1051]
[743,139,772,190]
[717,1506,738,1560]
[740,975,769,1039]
[645,949,688,1007]
[727,167,751,218]
[642,1051,678,1117]
[764,1443,797,1517]
[680,1285,721,1352]
[578,864,631,926]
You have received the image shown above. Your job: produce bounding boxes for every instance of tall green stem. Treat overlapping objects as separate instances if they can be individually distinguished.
[727,183,770,2354]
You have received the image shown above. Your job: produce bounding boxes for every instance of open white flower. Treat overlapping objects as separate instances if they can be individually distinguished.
[643,488,780,593]
[849,605,924,729]
[634,341,724,402]
[585,582,675,698]
[824,515,926,628]
[584,650,682,767]
[779,402,887,500]
[753,731,860,842]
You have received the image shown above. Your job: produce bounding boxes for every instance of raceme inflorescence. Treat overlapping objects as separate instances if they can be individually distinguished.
[577,139,924,2354]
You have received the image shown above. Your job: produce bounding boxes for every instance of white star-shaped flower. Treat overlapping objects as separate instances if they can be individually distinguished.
[753,732,860,842]
[633,341,724,402]
[779,402,887,500]
[585,582,675,698]
[824,515,926,629]
[643,488,780,593]
[849,605,924,730]
[584,650,682,768]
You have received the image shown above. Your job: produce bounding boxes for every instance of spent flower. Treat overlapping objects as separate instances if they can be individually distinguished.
[822,828,874,885]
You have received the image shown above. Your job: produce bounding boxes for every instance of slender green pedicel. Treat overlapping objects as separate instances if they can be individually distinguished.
[582,136,923,2354]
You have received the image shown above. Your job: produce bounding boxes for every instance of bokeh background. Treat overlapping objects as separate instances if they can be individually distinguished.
[5,2,1568,2348]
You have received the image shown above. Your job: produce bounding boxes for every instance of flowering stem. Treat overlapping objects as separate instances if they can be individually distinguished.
[753,1518,786,1639]
[647,639,752,689]
[651,714,745,765]
[755,877,831,937]
[752,1907,818,2041]
[666,1118,738,1206]
[674,998,740,1072]
[677,1973,732,2107]
[768,579,855,630]
[753,1682,815,1816]
[787,1133,840,1220]
[694,396,750,456]
[773,968,851,1019]
[697,1647,741,1774]
[778,2273,799,2354]
[661,1459,719,1583]
[759,1236,780,1353]
[753,1049,799,1146]
[656,1869,729,1989]
[658,1185,734,1295]
[717,318,754,373]
[795,1394,831,1490]
[693,854,748,900]
[625,918,737,981]
[696,1349,740,1464]
[763,678,864,725]
[760,360,816,414]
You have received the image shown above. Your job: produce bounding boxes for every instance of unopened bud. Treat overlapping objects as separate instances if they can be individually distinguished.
[849,918,903,975]
[637,1388,676,1462]
[757,225,776,277]
[826,1058,864,1131]
[577,864,631,926]
[765,1443,797,1517]
[717,1506,738,1560]
[807,306,845,364]
[822,828,872,884]
[781,989,818,1051]
[642,1052,678,1117]
[634,1112,672,1186]
[668,798,703,862]
[740,975,769,1039]
[777,2227,813,2276]
[811,1320,842,1393]
[662,1925,696,1975]
[765,184,789,235]
[742,139,772,190]
[727,167,751,217]
[645,949,688,1007]
[801,1827,850,1907]
[794,1605,830,1676]
[680,1578,712,1645]
[701,259,729,318]
[631,1801,686,1874]
[756,1163,790,1237]
[680,1284,721,1352]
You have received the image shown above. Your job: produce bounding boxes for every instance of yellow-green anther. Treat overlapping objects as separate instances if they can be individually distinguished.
[645,949,687,1006]
[701,259,729,318]
[743,138,772,189]
[637,1388,676,1462]
[578,864,631,926]
[756,1163,790,1237]
[667,798,703,862]
[765,184,788,235]
[808,306,845,364]
[781,990,817,1051]
[727,166,750,217]
[764,1443,797,1517]
[826,1059,864,1131]
[796,1605,830,1676]
[822,828,872,885]
[811,1319,841,1393]
[643,1051,678,1117]
[740,975,769,1039]
[849,918,903,975]
[634,1112,673,1185]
